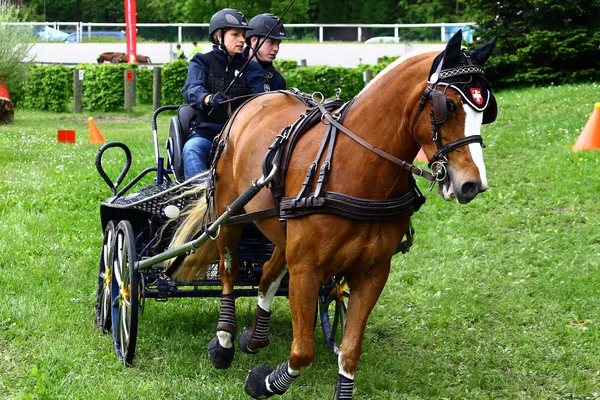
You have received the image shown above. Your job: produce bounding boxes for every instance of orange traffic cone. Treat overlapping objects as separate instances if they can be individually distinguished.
[414,148,428,163]
[88,117,106,144]
[572,102,600,151]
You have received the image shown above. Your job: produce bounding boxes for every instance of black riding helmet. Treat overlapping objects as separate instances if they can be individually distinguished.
[208,8,251,45]
[245,13,288,46]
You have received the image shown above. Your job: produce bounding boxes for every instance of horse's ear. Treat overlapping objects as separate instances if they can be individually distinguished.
[441,29,464,69]
[470,35,498,66]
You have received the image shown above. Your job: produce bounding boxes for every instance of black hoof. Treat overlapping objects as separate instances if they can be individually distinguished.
[238,327,260,354]
[244,365,274,399]
[207,336,235,369]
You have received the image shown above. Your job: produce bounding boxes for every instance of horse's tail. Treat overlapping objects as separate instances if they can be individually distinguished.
[165,195,219,282]
[146,56,151,63]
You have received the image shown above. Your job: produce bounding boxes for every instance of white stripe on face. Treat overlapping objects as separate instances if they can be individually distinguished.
[463,105,488,190]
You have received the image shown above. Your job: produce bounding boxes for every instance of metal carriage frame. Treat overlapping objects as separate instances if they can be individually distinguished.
[94,105,349,365]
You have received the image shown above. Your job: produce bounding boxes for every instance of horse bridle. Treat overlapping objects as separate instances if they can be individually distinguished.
[411,61,488,183]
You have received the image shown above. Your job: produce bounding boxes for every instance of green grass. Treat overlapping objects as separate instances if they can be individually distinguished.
[1,83,600,399]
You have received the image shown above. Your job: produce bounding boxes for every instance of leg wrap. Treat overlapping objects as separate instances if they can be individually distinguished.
[216,293,236,336]
[332,374,354,400]
[239,306,272,353]
[266,362,298,395]
[252,305,271,344]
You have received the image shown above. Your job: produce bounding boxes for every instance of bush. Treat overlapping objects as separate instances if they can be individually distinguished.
[78,63,137,112]
[284,66,364,101]
[22,65,72,112]
[161,60,188,106]
[136,67,153,105]
[0,5,35,107]
[274,59,298,74]
[466,0,600,88]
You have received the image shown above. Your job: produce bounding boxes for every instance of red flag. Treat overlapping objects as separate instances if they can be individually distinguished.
[124,0,137,63]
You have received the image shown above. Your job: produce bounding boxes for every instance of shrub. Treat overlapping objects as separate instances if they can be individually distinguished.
[22,65,72,112]
[78,64,136,112]
[161,60,188,106]
[274,59,299,74]
[0,5,35,106]
[136,67,153,105]
[284,66,364,101]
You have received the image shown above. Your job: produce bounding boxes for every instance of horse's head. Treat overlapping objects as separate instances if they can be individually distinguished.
[412,30,497,204]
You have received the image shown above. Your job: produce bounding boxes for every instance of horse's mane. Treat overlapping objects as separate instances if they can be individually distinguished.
[358,50,437,96]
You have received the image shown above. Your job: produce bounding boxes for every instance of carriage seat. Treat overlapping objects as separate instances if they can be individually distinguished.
[166,105,196,182]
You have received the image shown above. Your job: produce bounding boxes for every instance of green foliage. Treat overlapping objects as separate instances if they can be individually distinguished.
[136,67,153,105]
[0,5,35,106]
[283,57,398,100]
[273,58,299,74]
[78,64,137,112]
[465,0,600,88]
[21,65,72,112]
[284,66,363,101]
[161,60,187,106]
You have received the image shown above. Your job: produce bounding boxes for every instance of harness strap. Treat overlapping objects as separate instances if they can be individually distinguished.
[316,102,436,181]
[429,135,484,167]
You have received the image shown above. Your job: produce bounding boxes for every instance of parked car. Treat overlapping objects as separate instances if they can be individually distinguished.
[364,36,402,44]
[35,26,69,41]
[64,31,125,43]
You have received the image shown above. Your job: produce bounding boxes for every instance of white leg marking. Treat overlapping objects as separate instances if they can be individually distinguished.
[338,351,355,380]
[258,264,289,312]
[288,364,301,377]
[217,330,234,348]
[463,105,488,190]
[223,248,233,274]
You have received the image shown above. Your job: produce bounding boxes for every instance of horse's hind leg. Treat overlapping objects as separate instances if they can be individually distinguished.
[331,263,390,399]
[239,246,287,354]
[244,264,319,398]
[207,225,244,369]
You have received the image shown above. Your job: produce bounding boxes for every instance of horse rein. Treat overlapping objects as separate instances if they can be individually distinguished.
[316,102,436,182]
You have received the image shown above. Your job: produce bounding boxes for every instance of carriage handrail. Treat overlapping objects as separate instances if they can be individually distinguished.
[95,142,132,197]
[151,105,181,166]
[136,165,278,272]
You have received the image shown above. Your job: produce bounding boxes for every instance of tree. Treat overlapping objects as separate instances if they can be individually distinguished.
[464,0,600,87]
[0,4,34,121]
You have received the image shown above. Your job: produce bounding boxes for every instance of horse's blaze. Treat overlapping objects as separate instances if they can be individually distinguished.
[441,105,488,203]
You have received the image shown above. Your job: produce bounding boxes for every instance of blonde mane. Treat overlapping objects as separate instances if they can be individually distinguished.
[358,49,437,96]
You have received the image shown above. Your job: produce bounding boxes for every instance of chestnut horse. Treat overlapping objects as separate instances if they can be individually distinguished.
[168,30,497,399]
[96,52,151,64]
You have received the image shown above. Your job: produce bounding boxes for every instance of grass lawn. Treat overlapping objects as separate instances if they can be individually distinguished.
[1,82,600,399]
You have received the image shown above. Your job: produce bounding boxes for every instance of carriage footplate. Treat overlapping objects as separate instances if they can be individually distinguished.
[103,173,209,219]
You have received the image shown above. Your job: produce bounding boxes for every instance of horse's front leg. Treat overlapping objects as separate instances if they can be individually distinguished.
[239,246,288,354]
[244,265,319,398]
[331,262,390,399]
[208,226,243,369]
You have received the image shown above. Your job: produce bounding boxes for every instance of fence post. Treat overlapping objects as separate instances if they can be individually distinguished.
[300,59,307,67]
[124,69,135,112]
[363,69,373,86]
[153,66,161,111]
[73,69,83,113]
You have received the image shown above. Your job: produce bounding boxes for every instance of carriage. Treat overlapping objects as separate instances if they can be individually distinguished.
[94,103,351,365]
[93,30,497,399]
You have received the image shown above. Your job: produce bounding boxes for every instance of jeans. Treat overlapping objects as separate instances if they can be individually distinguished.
[182,132,213,179]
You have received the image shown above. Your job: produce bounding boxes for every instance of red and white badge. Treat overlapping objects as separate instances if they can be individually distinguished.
[470,88,484,105]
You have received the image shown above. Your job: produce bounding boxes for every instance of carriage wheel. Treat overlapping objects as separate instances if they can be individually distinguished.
[95,221,116,333]
[110,220,139,365]
[319,276,349,355]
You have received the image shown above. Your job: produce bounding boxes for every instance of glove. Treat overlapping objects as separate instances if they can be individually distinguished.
[209,92,229,108]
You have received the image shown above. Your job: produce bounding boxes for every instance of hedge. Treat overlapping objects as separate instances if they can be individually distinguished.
[22,65,72,112]
[17,57,397,112]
